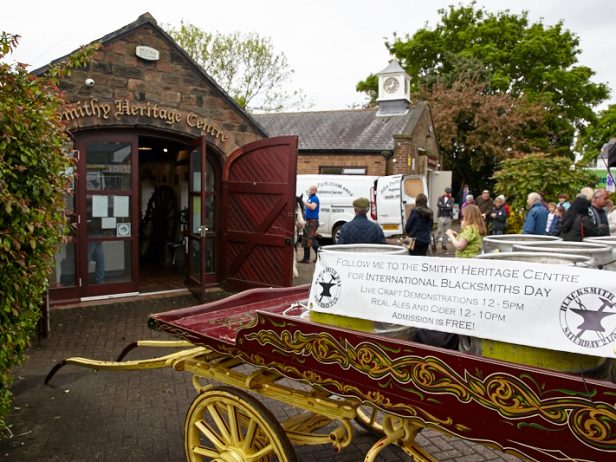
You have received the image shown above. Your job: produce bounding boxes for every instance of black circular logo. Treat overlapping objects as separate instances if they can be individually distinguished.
[559,287,616,349]
[311,267,342,309]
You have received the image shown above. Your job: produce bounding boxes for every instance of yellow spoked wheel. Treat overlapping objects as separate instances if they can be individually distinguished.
[184,386,297,462]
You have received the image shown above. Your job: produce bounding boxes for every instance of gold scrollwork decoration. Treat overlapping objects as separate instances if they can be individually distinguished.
[243,328,616,451]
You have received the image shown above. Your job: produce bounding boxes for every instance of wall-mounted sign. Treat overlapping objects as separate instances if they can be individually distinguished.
[136,46,160,61]
[61,99,228,143]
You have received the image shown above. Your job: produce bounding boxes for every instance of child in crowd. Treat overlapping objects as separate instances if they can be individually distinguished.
[558,193,570,211]
[547,206,564,236]
[545,202,557,235]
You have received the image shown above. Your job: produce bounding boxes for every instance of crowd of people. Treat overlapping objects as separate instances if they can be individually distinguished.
[297,183,615,265]
[429,185,614,259]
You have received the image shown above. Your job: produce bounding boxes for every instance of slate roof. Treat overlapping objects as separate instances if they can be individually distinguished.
[254,102,427,152]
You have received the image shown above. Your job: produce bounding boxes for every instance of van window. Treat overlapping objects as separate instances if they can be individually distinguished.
[319,166,367,175]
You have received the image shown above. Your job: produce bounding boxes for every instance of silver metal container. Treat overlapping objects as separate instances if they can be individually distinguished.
[475,251,595,267]
[320,243,408,255]
[483,234,561,253]
[584,236,616,271]
[512,241,611,268]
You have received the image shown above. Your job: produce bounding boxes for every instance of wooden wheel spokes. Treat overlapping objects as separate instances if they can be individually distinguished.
[184,386,297,462]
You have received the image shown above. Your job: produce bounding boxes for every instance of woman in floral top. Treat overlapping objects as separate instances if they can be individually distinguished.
[446,204,486,258]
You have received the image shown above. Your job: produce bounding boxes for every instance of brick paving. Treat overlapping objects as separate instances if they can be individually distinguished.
[1,244,521,461]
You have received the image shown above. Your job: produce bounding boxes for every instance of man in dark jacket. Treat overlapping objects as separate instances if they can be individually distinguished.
[589,189,610,234]
[337,197,385,244]
[561,195,608,241]
[436,187,454,250]
[489,196,508,235]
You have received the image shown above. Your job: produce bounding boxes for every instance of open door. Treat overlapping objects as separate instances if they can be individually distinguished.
[186,136,208,301]
[221,136,298,292]
[401,174,429,229]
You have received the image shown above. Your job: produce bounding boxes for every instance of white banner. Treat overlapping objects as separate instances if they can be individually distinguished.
[308,251,616,358]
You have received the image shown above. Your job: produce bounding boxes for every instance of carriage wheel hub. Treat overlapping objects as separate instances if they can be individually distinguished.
[216,448,246,462]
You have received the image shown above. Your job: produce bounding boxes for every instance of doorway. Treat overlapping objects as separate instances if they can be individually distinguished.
[137,134,221,293]
[48,132,296,306]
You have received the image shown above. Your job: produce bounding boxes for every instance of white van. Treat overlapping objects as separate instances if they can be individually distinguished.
[372,171,452,237]
[372,174,427,237]
[296,174,378,242]
[297,171,452,241]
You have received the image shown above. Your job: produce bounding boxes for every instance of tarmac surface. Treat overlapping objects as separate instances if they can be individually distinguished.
[1,241,521,461]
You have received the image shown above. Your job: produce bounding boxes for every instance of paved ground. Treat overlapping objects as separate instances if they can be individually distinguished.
[1,240,521,461]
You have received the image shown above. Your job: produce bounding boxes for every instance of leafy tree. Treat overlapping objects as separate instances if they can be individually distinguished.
[0,32,96,430]
[421,65,547,192]
[357,2,609,185]
[576,104,616,165]
[492,154,598,232]
[386,3,608,152]
[166,22,309,112]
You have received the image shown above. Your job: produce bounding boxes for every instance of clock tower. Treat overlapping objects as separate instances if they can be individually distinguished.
[376,61,411,116]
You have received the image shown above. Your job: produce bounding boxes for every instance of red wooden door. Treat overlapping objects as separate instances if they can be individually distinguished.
[221,136,298,291]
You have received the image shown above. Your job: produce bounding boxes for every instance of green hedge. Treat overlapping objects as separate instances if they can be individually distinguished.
[0,32,95,432]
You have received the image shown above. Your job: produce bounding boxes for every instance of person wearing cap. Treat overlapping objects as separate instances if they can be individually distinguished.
[436,187,454,250]
[300,185,320,263]
[337,197,385,245]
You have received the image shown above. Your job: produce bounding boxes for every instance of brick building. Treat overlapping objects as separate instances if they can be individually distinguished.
[42,13,297,305]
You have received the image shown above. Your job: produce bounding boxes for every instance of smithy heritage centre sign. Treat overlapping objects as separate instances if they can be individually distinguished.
[61,99,229,142]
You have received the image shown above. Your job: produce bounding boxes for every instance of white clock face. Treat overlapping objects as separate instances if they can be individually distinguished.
[383,77,399,94]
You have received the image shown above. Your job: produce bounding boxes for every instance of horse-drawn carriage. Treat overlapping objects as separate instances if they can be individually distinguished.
[46,250,616,461]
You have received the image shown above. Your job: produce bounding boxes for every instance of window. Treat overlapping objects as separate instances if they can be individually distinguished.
[319,166,367,175]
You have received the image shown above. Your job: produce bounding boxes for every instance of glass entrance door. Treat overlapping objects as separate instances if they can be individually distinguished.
[78,134,138,296]
[186,136,208,301]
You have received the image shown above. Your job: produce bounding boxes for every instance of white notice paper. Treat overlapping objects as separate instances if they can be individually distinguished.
[309,251,616,359]
[92,195,108,217]
[101,217,117,229]
[113,196,129,217]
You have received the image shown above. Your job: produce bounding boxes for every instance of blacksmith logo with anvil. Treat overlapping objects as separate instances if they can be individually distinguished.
[311,267,342,309]
[559,287,616,349]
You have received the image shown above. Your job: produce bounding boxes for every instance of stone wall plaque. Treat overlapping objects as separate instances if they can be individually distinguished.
[135,45,160,61]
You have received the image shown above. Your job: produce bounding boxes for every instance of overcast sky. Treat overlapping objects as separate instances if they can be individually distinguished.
[2,0,614,111]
